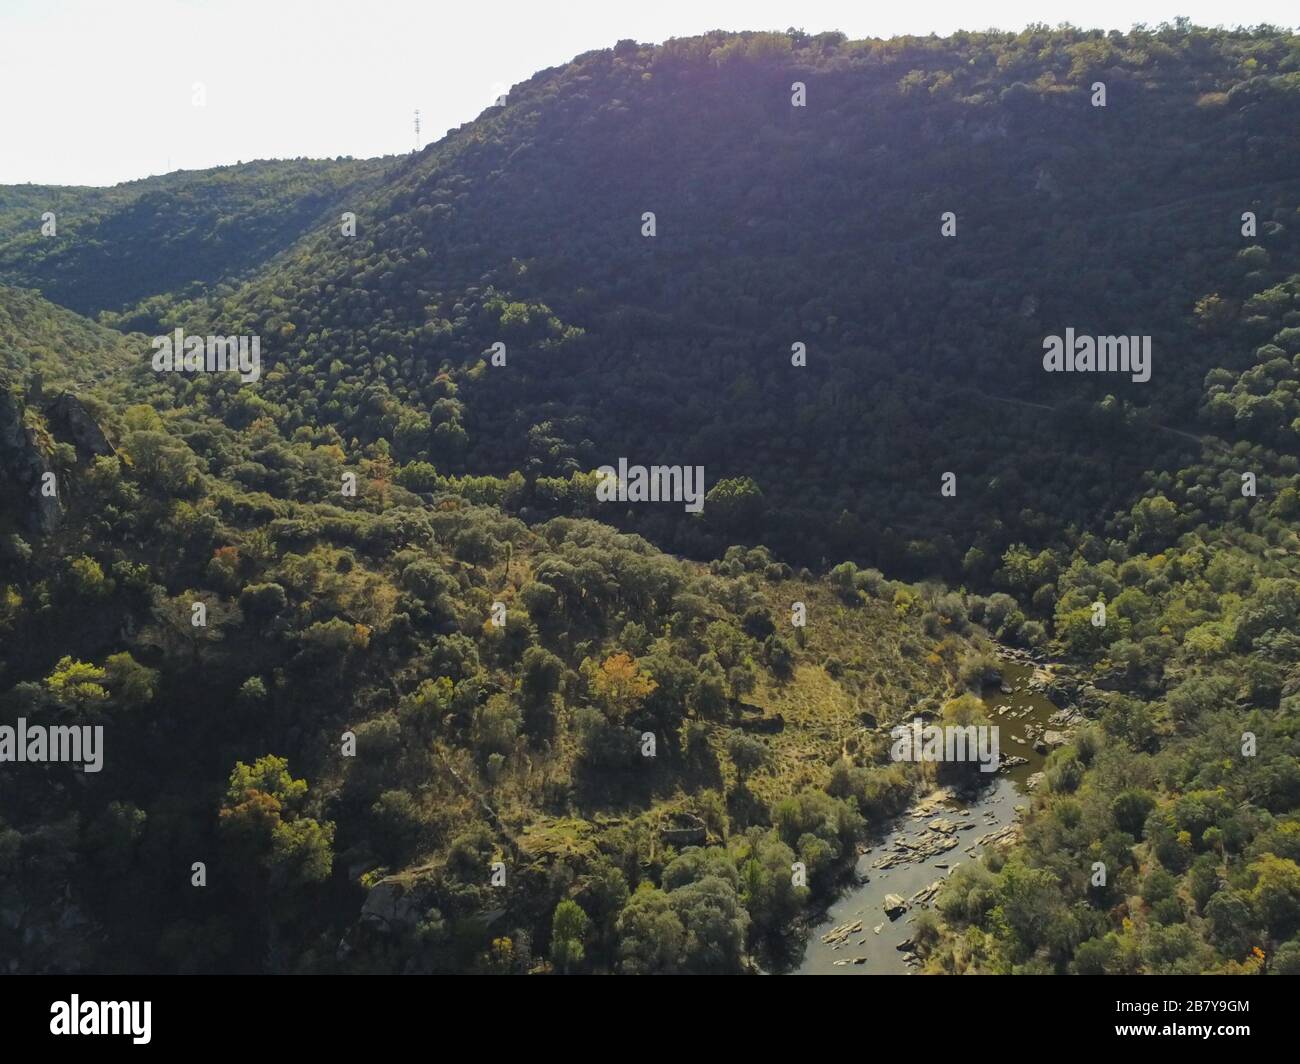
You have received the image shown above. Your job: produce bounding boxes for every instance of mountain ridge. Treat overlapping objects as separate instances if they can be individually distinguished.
[2,24,1300,977]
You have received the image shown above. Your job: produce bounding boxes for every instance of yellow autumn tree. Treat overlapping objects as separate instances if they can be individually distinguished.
[592,652,656,722]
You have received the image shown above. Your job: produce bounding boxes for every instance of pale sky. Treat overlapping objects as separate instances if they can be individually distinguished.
[2,0,1296,187]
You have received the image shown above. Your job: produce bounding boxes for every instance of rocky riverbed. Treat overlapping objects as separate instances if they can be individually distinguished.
[795,655,1073,975]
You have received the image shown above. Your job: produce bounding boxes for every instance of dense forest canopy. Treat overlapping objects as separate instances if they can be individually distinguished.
[0,157,395,317]
[1,22,1300,975]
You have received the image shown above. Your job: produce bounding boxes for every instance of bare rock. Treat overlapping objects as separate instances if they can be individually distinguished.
[47,393,114,457]
[0,387,61,535]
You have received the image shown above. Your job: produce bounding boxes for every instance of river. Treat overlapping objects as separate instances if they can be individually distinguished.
[795,656,1061,974]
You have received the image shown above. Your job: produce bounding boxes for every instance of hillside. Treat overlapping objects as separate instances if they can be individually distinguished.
[0,157,397,317]
[85,25,1300,574]
[2,24,1300,977]
[1,345,993,971]
[0,285,140,388]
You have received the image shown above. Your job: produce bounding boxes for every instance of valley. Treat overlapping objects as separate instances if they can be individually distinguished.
[2,22,1300,977]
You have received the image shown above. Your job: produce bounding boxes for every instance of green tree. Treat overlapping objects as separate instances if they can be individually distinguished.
[617,884,684,974]
[550,899,590,973]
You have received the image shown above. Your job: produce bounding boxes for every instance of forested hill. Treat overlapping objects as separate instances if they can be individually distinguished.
[55,24,1300,574]
[2,24,1300,977]
[0,157,397,317]
[0,285,140,388]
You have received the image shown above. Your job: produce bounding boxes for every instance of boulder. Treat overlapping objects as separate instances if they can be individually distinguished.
[359,877,424,931]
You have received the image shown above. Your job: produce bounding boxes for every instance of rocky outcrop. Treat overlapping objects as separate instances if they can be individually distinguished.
[359,876,425,932]
[46,393,114,458]
[0,387,61,535]
[821,918,863,947]
[911,879,943,906]
[871,805,966,870]
[337,867,434,966]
